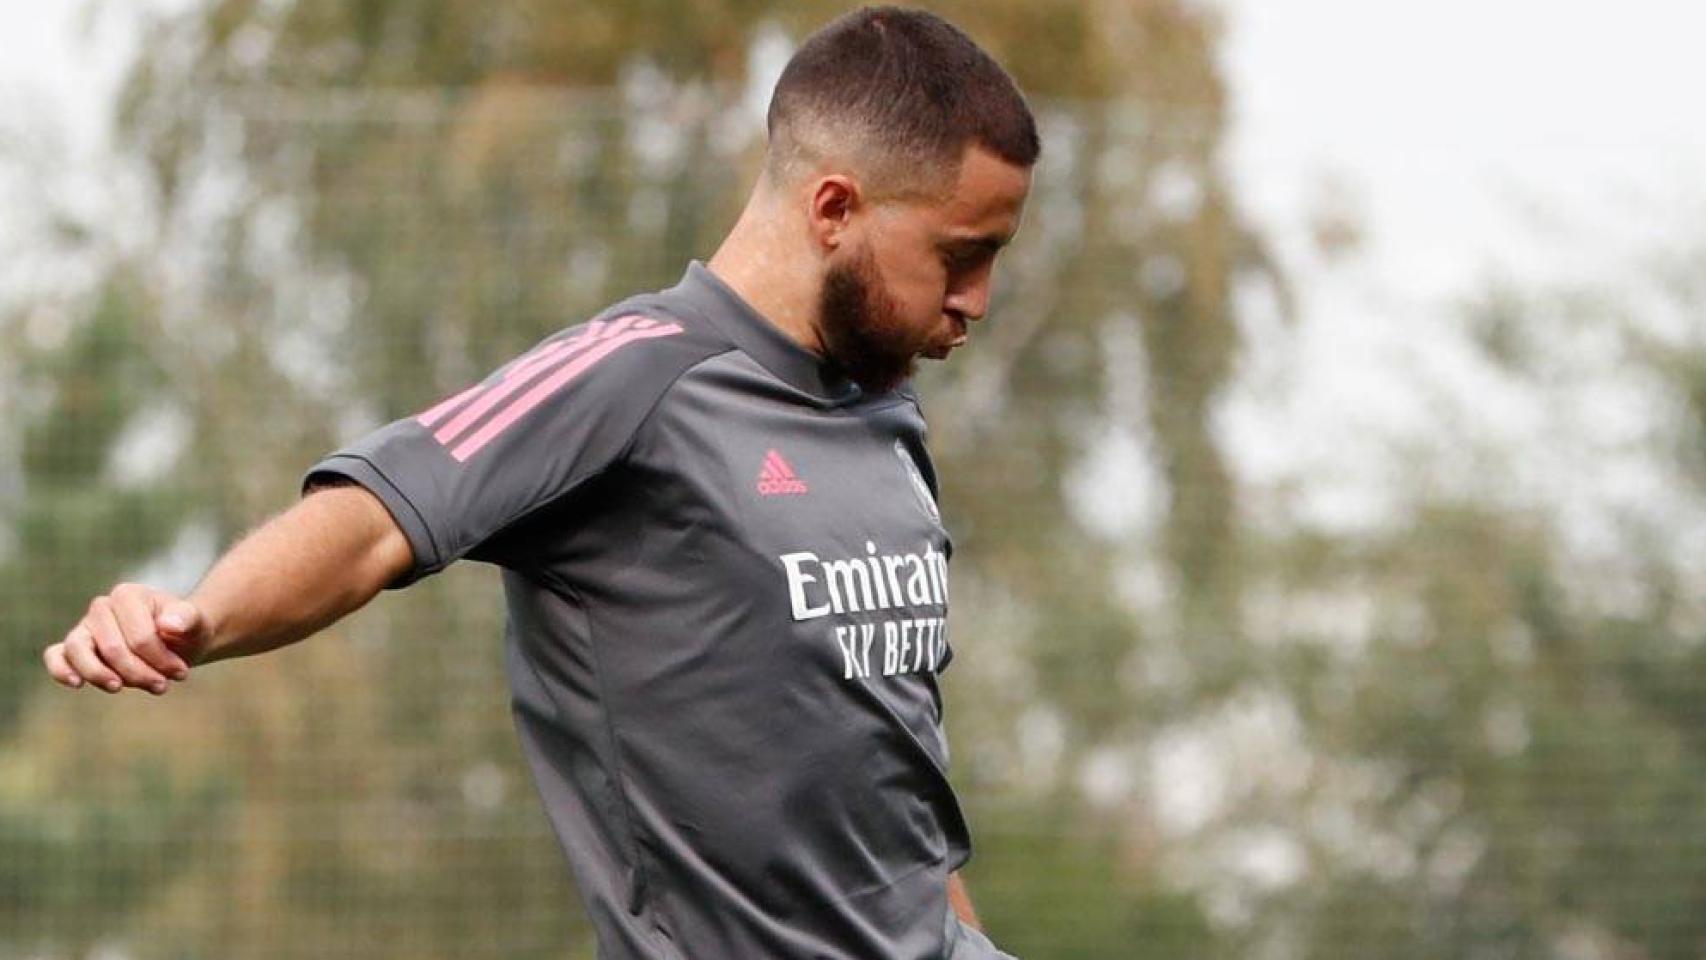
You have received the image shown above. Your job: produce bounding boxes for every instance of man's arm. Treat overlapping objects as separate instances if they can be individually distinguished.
[948,871,982,931]
[42,483,412,694]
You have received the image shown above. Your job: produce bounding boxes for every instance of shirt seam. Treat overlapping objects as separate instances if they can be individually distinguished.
[479,341,738,576]
[514,346,733,960]
[559,578,690,960]
[610,345,739,466]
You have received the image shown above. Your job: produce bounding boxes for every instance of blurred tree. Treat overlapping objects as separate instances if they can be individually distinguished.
[27,2,1706,958]
[0,272,188,729]
[1248,248,1706,959]
[0,269,239,955]
[4,1,1276,957]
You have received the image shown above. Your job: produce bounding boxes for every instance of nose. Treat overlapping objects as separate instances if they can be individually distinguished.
[944,269,993,323]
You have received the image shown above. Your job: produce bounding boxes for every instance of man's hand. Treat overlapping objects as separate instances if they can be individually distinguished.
[41,483,412,695]
[43,584,209,695]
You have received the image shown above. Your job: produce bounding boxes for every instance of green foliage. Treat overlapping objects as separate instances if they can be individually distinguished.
[25,3,1706,959]
[970,807,1213,960]
[0,752,233,952]
[1267,250,1706,958]
[8,1,1269,955]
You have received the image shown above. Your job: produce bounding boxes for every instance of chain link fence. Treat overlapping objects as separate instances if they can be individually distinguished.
[4,85,1705,960]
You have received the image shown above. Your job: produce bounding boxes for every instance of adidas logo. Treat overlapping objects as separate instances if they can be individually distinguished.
[757,449,809,496]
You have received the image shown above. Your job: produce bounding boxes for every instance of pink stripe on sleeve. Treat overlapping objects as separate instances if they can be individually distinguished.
[416,381,487,428]
[433,317,640,447]
[450,323,684,462]
[417,320,610,428]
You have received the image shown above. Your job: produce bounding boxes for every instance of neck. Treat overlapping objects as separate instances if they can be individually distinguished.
[706,191,826,357]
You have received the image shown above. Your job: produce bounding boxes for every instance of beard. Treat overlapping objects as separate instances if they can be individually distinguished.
[817,245,920,394]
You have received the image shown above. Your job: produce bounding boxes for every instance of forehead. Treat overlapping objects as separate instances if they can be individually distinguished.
[914,144,1032,240]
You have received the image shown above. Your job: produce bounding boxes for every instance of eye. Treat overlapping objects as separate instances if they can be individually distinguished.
[942,247,987,273]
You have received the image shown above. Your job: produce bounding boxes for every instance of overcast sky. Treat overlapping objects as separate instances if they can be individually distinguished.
[1221,0,1706,293]
[1204,0,1706,539]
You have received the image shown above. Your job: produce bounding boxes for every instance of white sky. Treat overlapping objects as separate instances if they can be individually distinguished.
[0,3,139,156]
[1207,0,1706,542]
[1220,0,1706,296]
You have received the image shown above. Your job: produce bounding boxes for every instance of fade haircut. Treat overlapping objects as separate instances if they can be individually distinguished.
[765,6,1041,201]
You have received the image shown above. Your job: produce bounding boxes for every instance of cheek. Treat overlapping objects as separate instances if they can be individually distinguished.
[879,283,944,339]
[871,249,948,323]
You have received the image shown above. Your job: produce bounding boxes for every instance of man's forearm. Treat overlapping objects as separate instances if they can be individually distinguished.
[192,484,412,665]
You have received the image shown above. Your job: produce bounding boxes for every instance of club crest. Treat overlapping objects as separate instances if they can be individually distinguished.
[893,440,941,523]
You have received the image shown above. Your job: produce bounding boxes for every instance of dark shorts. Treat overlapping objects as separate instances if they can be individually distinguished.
[944,912,1021,960]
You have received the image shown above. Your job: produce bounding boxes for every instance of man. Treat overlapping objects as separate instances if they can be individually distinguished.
[42,7,1037,958]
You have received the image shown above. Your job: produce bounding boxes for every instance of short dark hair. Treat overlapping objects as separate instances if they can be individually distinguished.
[765,6,1040,198]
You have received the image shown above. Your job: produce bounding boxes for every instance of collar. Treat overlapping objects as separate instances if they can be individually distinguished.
[673,261,860,403]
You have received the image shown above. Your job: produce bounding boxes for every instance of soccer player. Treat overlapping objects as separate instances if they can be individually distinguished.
[42,7,1037,958]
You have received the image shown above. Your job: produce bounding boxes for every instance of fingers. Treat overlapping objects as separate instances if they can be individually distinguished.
[110,583,190,680]
[84,597,171,695]
[43,641,82,689]
[59,622,124,693]
[47,584,198,695]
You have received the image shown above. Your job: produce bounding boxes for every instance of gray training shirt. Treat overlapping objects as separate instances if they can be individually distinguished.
[304,262,1008,960]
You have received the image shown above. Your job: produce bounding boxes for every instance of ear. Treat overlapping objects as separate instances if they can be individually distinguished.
[806,174,861,253]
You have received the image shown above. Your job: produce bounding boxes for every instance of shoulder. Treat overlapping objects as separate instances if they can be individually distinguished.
[409,294,733,463]
[534,293,735,403]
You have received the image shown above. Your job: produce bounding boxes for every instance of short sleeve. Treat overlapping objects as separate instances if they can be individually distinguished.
[302,313,692,587]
